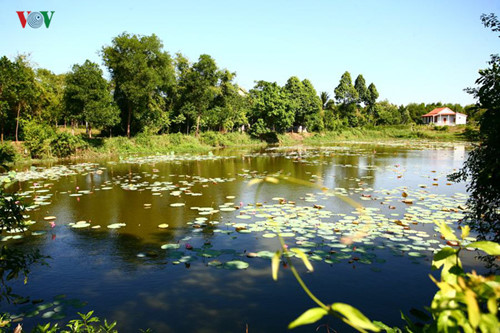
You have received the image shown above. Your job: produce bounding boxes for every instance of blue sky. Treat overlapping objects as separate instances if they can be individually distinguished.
[1,0,499,105]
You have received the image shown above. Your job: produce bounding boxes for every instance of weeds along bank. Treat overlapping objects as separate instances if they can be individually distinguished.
[0,125,473,165]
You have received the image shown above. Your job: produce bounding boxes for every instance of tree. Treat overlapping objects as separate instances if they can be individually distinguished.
[284,77,323,131]
[211,70,249,132]
[64,60,120,138]
[365,83,379,120]
[354,74,367,105]
[0,56,15,142]
[449,13,500,245]
[179,54,219,136]
[102,33,175,137]
[35,69,66,126]
[334,71,358,105]
[320,91,330,110]
[373,100,401,125]
[249,81,293,134]
[10,56,36,142]
[301,79,323,131]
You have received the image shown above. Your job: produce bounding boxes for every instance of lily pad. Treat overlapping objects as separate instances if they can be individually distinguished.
[223,260,249,270]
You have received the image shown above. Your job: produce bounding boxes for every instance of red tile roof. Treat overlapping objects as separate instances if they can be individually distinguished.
[422,107,455,117]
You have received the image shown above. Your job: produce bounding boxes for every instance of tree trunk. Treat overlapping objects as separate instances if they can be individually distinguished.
[88,123,92,139]
[195,114,201,137]
[71,120,75,135]
[127,104,132,138]
[15,103,21,142]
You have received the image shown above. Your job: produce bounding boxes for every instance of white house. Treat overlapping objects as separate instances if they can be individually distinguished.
[421,107,467,126]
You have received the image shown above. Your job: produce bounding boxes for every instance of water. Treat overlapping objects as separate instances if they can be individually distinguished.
[1,142,483,332]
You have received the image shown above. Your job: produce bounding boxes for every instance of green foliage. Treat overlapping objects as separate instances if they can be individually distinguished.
[400,226,500,332]
[249,81,294,133]
[22,120,56,158]
[64,60,119,138]
[102,33,175,137]
[0,190,45,303]
[274,213,500,332]
[52,132,87,158]
[33,311,118,333]
[354,75,368,105]
[433,125,449,132]
[449,14,500,246]
[35,69,66,126]
[373,101,401,125]
[283,77,323,130]
[334,71,358,105]
[0,142,16,166]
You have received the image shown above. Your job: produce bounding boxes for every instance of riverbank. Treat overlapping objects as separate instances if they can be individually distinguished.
[1,124,474,165]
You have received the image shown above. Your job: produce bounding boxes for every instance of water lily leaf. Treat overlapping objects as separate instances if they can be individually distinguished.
[288,307,328,329]
[223,260,249,270]
[107,223,126,229]
[161,243,180,250]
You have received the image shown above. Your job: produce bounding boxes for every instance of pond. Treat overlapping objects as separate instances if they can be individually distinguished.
[1,142,485,332]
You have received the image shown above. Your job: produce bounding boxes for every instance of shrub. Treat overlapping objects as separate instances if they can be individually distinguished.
[0,143,17,166]
[22,121,56,158]
[52,132,87,158]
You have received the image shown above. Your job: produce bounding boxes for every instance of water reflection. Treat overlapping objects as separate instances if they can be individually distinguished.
[1,143,481,332]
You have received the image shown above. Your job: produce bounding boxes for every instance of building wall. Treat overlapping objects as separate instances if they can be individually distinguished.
[456,114,467,125]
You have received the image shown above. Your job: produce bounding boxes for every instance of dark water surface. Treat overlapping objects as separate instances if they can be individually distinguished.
[1,142,484,332]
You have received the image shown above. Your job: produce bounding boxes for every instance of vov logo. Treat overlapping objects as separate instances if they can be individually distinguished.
[17,11,55,29]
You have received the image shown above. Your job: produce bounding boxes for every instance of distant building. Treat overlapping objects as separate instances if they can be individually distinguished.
[421,107,467,126]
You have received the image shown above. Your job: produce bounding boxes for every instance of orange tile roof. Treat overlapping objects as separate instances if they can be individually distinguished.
[422,107,455,117]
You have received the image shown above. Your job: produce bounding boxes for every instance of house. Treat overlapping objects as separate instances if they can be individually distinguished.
[421,107,467,126]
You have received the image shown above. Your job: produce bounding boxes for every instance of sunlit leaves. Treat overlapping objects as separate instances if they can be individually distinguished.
[331,303,381,332]
[290,248,313,272]
[288,307,328,329]
[466,241,500,255]
[438,221,458,241]
[272,251,280,281]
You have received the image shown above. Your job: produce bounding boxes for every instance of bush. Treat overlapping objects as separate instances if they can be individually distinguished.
[22,121,56,158]
[433,125,449,132]
[0,143,17,166]
[52,132,87,158]
[200,131,225,146]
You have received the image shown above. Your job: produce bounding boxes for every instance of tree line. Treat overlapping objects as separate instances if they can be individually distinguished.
[0,32,477,142]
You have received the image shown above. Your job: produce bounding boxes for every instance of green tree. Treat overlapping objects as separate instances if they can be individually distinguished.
[354,74,367,105]
[320,91,331,110]
[102,33,175,137]
[64,60,120,138]
[249,81,293,134]
[284,77,323,131]
[179,54,219,136]
[301,79,324,131]
[211,70,249,132]
[449,13,500,245]
[7,56,36,142]
[365,83,379,120]
[334,71,358,105]
[0,56,15,142]
[35,69,66,127]
[373,100,401,125]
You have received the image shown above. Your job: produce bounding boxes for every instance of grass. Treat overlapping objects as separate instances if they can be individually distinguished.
[1,125,473,165]
[279,125,472,145]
